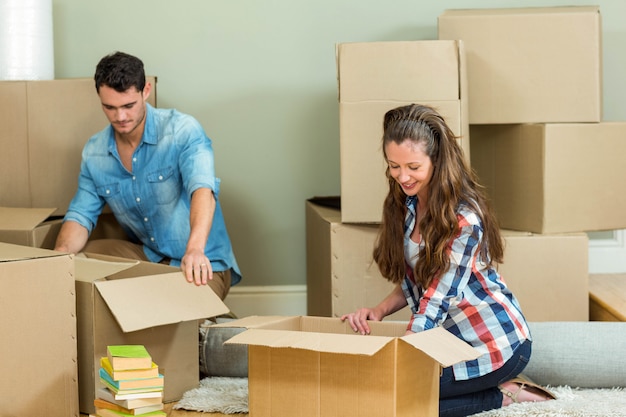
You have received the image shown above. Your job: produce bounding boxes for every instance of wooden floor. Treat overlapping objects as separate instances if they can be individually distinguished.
[82,402,248,416]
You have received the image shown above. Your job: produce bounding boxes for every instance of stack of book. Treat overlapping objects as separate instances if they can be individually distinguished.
[94,345,166,417]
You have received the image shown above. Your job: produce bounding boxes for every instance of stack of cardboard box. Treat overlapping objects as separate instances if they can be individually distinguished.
[306,6,611,325]
[307,39,470,322]
[0,78,235,416]
[440,6,625,322]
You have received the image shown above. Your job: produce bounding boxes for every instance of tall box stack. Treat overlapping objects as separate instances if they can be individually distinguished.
[438,6,622,321]
[337,40,469,224]
[306,40,470,322]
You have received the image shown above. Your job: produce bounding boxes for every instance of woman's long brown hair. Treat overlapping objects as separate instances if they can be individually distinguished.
[373,104,503,288]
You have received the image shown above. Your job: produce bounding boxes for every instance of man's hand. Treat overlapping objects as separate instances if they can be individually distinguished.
[181,249,213,286]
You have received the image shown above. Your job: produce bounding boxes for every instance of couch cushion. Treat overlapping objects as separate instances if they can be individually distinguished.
[525,321,626,388]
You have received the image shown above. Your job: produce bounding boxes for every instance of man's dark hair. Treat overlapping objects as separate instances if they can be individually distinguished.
[94,51,146,93]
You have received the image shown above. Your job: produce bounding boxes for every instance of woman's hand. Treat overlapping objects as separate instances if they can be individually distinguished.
[340,307,384,335]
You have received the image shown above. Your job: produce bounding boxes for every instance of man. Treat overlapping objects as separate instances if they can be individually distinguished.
[55,51,241,300]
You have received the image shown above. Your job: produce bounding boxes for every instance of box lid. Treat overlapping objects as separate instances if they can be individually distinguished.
[0,207,56,230]
[75,256,230,332]
[0,241,63,262]
[95,271,230,333]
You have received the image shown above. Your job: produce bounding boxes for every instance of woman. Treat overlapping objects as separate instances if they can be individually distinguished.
[341,104,555,416]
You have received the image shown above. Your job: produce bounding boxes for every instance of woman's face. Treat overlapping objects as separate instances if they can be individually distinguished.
[384,138,434,199]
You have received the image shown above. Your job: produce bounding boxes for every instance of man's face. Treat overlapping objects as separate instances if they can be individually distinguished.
[98,85,148,138]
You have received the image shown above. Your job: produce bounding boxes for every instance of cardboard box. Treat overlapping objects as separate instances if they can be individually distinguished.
[222,315,480,417]
[0,206,62,248]
[0,243,78,417]
[438,6,601,124]
[337,40,469,223]
[0,77,157,215]
[500,230,589,322]
[74,254,229,415]
[306,198,410,321]
[470,122,626,233]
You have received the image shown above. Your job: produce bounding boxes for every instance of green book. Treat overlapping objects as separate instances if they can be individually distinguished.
[107,345,152,371]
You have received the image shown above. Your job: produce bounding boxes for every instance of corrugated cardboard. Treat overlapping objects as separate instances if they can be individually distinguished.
[222,315,480,417]
[438,6,601,124]
[337,40,469,223]
[306,199,588,323]
[0,243,78,417]
[500,230,589,322]
[0,77,157,215]
[306,198,410,321]
[470,122,626,233]
[74,254,229,415]
[0,207,62,248]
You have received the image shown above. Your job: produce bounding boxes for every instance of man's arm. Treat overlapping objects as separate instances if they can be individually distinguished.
[181,187,215,285]
[54,220,90,254]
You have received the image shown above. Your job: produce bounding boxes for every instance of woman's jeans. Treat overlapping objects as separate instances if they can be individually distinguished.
[438,340,532,417]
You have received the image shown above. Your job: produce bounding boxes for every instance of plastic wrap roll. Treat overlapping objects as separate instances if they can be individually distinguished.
[0,0,54,80]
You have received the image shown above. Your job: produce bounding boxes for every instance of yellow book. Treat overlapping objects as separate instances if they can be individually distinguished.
[94,398,164,416]
[101,357,159,380]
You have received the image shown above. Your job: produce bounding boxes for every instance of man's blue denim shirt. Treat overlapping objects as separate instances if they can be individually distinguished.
[64,104,241,285]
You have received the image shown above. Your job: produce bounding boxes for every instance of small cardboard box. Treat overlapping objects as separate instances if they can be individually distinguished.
[75,254,230,415]
[306,198,410,321]
[223,315,480,417]
[337,40,469,223]
[0,243,78,417]
[438,6,601,124]
[500,230,589,322]
[0,207,62,248]
[470,122,626,233]
[0,77,156,215]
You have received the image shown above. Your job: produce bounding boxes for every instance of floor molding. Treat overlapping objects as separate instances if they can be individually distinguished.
[223,284,307,318]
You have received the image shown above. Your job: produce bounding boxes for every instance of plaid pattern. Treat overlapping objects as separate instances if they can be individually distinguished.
[401,197,530,380]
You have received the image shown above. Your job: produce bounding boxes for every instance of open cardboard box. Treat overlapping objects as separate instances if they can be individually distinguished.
[221,315,480,417]
[0,206,62,249]
[75,253,230,415]
[0,243,78,417]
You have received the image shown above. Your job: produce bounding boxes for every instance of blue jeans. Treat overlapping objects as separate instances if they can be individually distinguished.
[438,340,532,417]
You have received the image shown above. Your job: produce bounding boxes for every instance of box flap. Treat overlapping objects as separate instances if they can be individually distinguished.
[0,207,57,230]
[226,328,395,356]
[0,241,62,262]
[401,327,481,367]
[212,315,293,329]
[94,272,230,332]
[74,256,139,283]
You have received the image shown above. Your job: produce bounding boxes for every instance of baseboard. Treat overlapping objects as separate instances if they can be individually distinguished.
[223,285,307,318]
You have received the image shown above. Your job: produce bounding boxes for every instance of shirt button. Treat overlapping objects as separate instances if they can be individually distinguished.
[144,217,148,222]
[106,189,110,195]
[136,197,141,203]
[133,157,137,162]
[132,176,136,180]
[150,237,155,242]
[158,175,163,181]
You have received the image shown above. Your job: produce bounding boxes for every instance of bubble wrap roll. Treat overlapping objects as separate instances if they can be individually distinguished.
[0,0,54,80]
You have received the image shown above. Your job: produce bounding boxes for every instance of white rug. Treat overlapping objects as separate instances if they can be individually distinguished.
[173,377,248,414]
[471,386,626,417]
[174,378,626,416]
